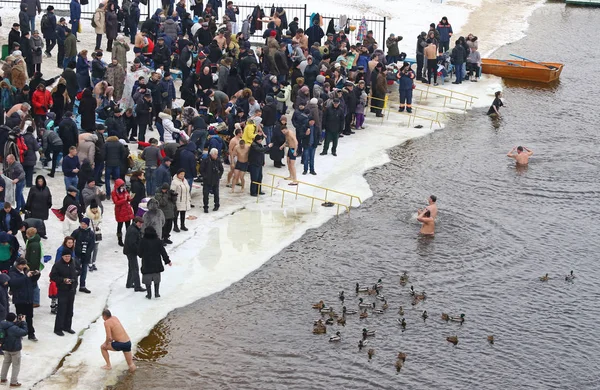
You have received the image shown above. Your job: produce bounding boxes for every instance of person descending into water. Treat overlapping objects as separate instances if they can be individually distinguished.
[282,127,299,186]
[507,146,533,165]
[422,195,437,219]
[487,91,504,117]
[100,309,136,372]
[417,209,435,236]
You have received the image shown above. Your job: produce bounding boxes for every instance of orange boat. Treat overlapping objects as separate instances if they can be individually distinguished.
[481,58,564,83]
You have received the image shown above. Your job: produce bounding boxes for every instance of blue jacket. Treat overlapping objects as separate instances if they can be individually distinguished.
[356,54,370,70]
[159,79,176,106]
[153,163,172,189]
[76,55,90,75]
[62,155,80,177]
[207,136,224,157]
[55,244,77,263]
[56,24,67,45]
[8,267,40,305]
[179,142,197,179]
[0,320,28,351]
[398,70,415,90]
[436,22,453,43]
[70,0,81,22]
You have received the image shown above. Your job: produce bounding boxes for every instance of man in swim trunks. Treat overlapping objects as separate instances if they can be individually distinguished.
[100,309,136,372]
[417,209,435,236]
[227,128,242,188]
[281,126,298,185]
[231,139,250,192]
[507,145,533,165]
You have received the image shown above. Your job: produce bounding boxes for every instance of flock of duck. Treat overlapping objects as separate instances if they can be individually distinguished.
[311,270,576,371]
[311,273,475,372]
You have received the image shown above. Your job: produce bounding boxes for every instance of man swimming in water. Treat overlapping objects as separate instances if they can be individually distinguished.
[419,195,438,219]
[281,126,298,185]
[507,146,533,165]
[417,209,435,236]
[100,309,136,372]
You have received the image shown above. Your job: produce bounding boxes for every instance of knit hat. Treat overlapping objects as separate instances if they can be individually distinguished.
[161,183,170,190]
[61,248,72,257]
[316,75,325,83]
[310,98,318,104]
[90,199,98,209]
[269,30,277,37]
[270,75,277,83]
[81,218,90,226]
[6,313,16,322]
[16,258,27,266]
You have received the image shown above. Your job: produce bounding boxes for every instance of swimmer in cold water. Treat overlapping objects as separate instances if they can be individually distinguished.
[507,146,533,165]
[420,195,438,219]
[417,209,435,236]
[100,309,136,372]
[487,91,504,117]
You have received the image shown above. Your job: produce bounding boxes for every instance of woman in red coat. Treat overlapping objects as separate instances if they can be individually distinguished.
[112,178,134,246]
[31,83,53,129]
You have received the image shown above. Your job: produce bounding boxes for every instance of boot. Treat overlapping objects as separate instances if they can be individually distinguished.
[173,222,180,232]
[145,284,152,299]
[117,232,124,247]
[154,282,160,298]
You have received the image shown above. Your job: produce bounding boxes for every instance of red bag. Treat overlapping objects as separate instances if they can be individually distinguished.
[48,280,58,297]
[52,208,65,221]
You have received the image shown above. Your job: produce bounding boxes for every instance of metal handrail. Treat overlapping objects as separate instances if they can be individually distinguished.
[267,173,362,208]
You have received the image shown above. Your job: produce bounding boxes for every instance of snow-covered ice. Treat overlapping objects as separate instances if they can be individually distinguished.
[0,0,546,388]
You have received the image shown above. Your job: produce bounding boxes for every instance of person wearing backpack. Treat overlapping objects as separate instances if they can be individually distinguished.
[0,312,28,386]
[92,3,106,51]
[41,6,57,58]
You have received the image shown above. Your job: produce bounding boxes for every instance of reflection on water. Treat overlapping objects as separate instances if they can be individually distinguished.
[114,4,600,390]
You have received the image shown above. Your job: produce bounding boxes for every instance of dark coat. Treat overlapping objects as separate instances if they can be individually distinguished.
[179,142,197,180]
[0,320,28,352]
[50,258,79,292]
[0,209,22,234]
[269,123,285,162]
[153,163,172,190]
[58,117,79,153]
[8,266,40,305]
[322,104,345,133]
[129,176,146,211]
[200,156,223,186]
[25,175,52,220]
[21,132,40,167]
[451,44,466,65]
[71,226,95,261]
[79,90,97,132]
[61,68,78,100]
[94,130,106,164]
[104,136,125,167]
[105,115,125,139]
[123,223,141,255]
[105,10,119,40]
[42,12,58,40]
[59,193,82,220]
[0,274,10,321]
[19,5,31,37]
[249,141,270,166]
[138,227,170,274]
[154,189,175,220]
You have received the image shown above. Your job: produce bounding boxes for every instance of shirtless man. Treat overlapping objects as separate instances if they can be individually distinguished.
[507,146,533,165]
[417,209,435,236]
[419,195,438,219]
[227,128,242,187]
[231,140,250,192]
[100,309,136,372]
[281,126,298,185]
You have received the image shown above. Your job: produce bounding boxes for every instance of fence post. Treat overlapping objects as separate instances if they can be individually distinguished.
[382,17,387,50]
[303,4,307,30]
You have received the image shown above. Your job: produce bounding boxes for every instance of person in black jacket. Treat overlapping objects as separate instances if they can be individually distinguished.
[78,88,97,133]
[8,258,40,341]
[269,116,286,168]
[22,126,40,187]
[105,108,125,139]
[152,37,171,72]
[25,175,52,224]
[320,99,344,156]
[138,225,171,299]
[0,203,22,236]
[135,92,152,142]
[248,135,272,196]
[147,73,163,123]
[56,18,67,69]
[200,149,223,213]
[50,248,78,336]
[9,24,22,53]
[451,39,466,84]
[59,186,83,220]
[123,216,146,291]
[129,171,146,215]
[0,312,28,386]
[94,124,106,184]
[103,135,125,194]
[342,82,358,135]
[70,218,95,294]
[20,31,35,77]
[58,111,79,156]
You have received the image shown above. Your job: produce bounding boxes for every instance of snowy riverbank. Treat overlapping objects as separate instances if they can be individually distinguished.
[0,0,545,388]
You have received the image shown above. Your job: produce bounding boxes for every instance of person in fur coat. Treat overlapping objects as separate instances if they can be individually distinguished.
[142,198,165,240]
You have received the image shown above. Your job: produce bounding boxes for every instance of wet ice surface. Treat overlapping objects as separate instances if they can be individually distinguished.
[0,0,548,388]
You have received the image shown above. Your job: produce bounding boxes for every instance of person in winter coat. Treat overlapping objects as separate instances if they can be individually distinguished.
[451,39,466,84]
[0,274,10,321]
[200,148,223,213]
[178,139,197,185]
[170,169,190,232]
[31,83,52,129]
[23,227,41,298]
[104,136,125,194]
[436,17,453,53]
[105,3,119,52]
[248,134,272,196]
[112,36,130,70]
[161,17,179,42]
[305,21,324,47]
[159,110,182,144]
[123,216,145,291]
[9,258,40,341]
[77,131,98,166]
[320,98,344,156]
[138,226,171,299]
[386,34,402,64]
[112,178,134,246]
[0,312,28,386]
[25,175,52,224]
[31,30,45,74]
[269,116,286,168]
[105,59,126,101]
[154,183,175,245]
[70,218,94,293]
[76,50,92,91]
[129,171,146,215]
[85,200,102,271]
[342,82,358,135]
[143,198,165,240]
[62,202,80,236]
[51,83,69,123]
[0,203,22,237]
[82,179,105,212]
[91,52,107,86]
[20,126,40,187]
[50,248,78,336]
[78,88,97,132]
[152,37,171,71]
[19,4,31,38]
[153,157,172,192]
[58,111,78,157]
[93,3,106,51]
[135,92,153,142]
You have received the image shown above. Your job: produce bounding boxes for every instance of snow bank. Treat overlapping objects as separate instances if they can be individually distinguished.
[0,1,546,388]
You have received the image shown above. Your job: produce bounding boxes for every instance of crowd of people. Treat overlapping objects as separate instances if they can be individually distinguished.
[0,0,487,384]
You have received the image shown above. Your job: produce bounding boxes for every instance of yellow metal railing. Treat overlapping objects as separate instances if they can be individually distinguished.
[414,84,478,111]
[267,173,362,208]
[252,182,351,216]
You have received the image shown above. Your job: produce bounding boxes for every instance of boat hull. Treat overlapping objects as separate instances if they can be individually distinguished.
[481,59,564,83]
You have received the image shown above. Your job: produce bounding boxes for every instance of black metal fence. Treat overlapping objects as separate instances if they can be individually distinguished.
[306,13,386,48]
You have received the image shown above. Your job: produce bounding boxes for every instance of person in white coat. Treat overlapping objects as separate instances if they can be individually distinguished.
[170,169,190,232]
[159,111,183,144]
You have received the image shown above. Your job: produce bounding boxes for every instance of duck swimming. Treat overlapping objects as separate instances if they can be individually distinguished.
[320,306,333,314]
[450,314,465,323]
[382,300,389,310]
[447,336,458,345]
[325,317,334,325]
[375,293,387,301]
[422,310,428,319]
[339,291,345,303]
[374,279,383,289]
[488,335,494,344]
[539,273,549,282]
[359,298,375,309]
[395,359,403,372]
[400,272,409,285]
[397,318,406,329]
[398,306,404,316]
[441,313,450,321]
[397,352,407,362]
[362,328,376,338]
[358,339,368,350]
[329,331,342,342]
[312,300,325,309]
[373,308,385,315]
[313,320,327,334]
[367,348,375,360]
[410,286,416,296]
[356,283,369,293]
[360,309,369,319]
[565,270,575,282]
[337,316,346,326]
[343,306,357,315]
